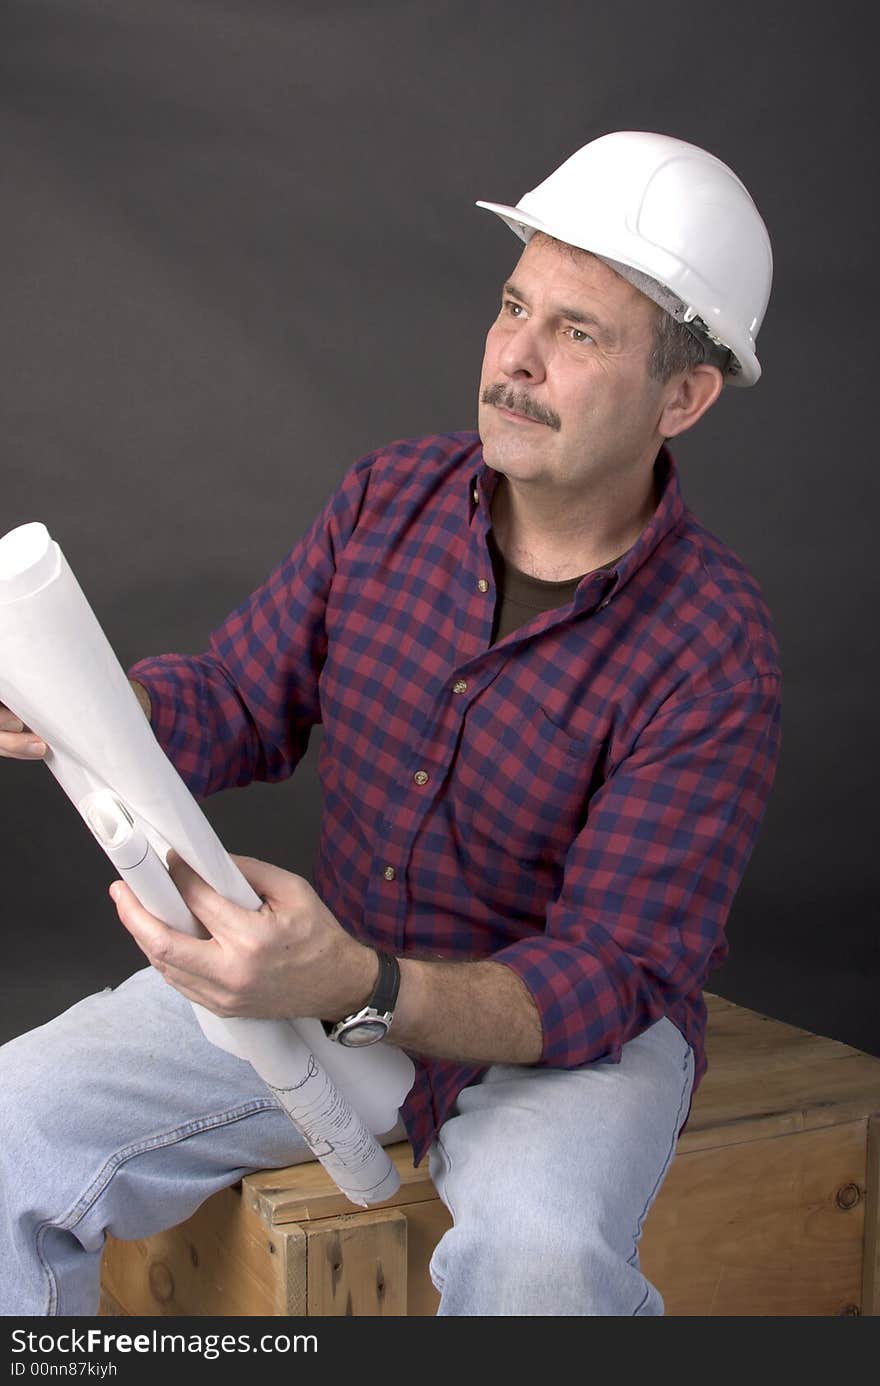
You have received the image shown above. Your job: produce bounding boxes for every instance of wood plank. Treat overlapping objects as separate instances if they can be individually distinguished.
[97,1286,128,1317]
[245,1143,436,1226]
[304,1209,407,1315]
[641,1118,867,1316]
[677,996,880,1150]
[862,1114,880,1316]
[102,1183,304,1316]
[403,1199,452,1316]
[279,1225,309,1316]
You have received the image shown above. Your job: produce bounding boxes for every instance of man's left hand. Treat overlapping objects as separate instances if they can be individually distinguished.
[109,853,377,1021]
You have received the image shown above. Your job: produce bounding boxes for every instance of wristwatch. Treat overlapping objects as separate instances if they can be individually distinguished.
[327,950,401,1047]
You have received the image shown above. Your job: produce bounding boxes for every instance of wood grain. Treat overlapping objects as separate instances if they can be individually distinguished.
[863,1115,880,1316]
[303,1209,407,1316]
[101,1183,305,1316]
[642,1119,867,1315]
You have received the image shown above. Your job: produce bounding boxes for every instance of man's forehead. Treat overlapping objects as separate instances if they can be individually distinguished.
[507,234,656,336]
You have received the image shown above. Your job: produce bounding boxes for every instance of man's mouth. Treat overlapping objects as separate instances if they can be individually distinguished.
[498,404,537,425]
[480,384,561,431]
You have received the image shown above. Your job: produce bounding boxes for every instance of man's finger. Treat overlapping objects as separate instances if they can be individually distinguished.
[164,852,256,935]
[0,736,47,758]
[110,880,222,976]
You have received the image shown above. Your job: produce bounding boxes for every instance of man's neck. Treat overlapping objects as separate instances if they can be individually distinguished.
[490,467,660,582]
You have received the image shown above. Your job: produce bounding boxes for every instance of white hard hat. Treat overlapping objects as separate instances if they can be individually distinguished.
[476,131,773,386]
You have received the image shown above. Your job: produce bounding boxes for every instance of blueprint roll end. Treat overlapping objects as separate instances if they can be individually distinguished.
[0,522,60,604]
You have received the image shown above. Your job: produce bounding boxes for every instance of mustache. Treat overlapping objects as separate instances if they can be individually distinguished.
[481,383,561,432]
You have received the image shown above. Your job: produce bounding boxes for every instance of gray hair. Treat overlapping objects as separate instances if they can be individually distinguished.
[596,253,735,383]
[647,303,733,383]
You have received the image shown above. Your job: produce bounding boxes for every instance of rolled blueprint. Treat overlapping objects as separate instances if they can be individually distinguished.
[0,522,414,1207]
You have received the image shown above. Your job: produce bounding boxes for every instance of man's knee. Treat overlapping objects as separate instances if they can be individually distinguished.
[429,1205,660,1315]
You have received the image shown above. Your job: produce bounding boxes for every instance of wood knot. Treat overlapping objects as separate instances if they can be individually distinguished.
[835,1183,861,1211]
[327,1237,344,1286]
[148,1261,174,1304]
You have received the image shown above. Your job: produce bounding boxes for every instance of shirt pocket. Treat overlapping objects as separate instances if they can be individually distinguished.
[452,693,602,869]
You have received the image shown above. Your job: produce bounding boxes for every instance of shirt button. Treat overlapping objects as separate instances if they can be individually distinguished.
[383,865,396,881]
[452,679,468,695]
[413,770,429,786]
[477,578,490,593]
[472,486,479,504]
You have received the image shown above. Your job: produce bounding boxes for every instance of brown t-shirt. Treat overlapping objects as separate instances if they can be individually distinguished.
[487,528,616,644]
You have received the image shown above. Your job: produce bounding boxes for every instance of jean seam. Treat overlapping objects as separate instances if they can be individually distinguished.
[35,1097,282,1315]
[630,1046,694,1316]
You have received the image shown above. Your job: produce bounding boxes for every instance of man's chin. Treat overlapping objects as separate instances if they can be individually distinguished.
[479,432,547,482]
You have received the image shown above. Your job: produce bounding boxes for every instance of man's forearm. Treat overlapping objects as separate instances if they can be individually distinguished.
[130,679,151,720]
[389,957,543,1065]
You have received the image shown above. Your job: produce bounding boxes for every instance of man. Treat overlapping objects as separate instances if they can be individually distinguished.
[0,131,781,1316]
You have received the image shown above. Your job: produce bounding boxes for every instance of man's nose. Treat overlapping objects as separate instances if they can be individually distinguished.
[497,321,547,382]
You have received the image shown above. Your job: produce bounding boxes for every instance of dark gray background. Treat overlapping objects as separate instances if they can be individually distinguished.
[2,0,877,1057]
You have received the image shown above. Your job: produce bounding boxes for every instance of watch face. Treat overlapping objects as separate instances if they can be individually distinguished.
[338,1019,388,1047]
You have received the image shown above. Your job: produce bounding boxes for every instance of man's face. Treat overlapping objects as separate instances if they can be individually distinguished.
[478,234,672,497]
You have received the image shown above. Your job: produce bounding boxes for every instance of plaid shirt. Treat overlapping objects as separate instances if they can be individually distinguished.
[130,432,782,1164]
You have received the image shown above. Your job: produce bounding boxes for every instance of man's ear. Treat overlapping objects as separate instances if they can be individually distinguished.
[658,364,724,439]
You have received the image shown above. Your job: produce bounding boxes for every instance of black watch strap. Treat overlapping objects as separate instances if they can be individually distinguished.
[322,950,401,1040]
[369,950,401,1015]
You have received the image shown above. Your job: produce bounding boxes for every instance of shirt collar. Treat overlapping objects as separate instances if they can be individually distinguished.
[469,459,501,516]
[605,445,686,599]
[468,444,685,606]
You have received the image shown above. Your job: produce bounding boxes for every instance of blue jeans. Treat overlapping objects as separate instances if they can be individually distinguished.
[0,967,693,1316]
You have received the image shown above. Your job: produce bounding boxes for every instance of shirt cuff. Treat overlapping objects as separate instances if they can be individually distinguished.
[492,935,626,1071]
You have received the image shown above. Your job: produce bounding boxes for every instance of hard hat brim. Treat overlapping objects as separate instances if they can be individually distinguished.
[475,199,760,386]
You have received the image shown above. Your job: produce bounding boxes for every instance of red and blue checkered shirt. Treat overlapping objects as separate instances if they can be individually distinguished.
[130,432,782,1164]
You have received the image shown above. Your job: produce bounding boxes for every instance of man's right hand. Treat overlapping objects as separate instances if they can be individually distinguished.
[0,704,46,759]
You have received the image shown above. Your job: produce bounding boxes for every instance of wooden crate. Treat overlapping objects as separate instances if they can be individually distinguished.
[100,994,880,1316]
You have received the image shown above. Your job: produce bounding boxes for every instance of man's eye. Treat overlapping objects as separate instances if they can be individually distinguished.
[567,327,593,344]
[503,300,524,318]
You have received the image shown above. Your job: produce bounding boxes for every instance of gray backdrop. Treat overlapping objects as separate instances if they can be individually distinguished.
[2,0,877,1059]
